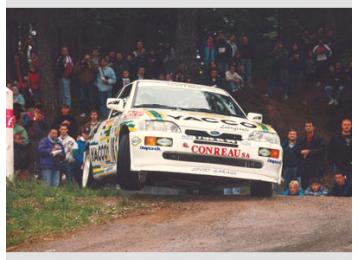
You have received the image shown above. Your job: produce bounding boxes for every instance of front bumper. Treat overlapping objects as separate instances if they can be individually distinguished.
[129,131,283,184]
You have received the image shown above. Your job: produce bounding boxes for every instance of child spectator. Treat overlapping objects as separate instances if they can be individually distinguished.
[38,128,65,187]
[52,104,79,138]
[58,124,77,184]
[328,172,352,197]
[14,133,30,181]
[225,64,243,92]
[304,177,328,196]
[282,180,304,196]
[281,128,300,191]
[73,127,91,186]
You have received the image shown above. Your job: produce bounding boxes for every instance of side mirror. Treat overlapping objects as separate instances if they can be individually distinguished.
[106,98,125,112]
[247,112,263,123]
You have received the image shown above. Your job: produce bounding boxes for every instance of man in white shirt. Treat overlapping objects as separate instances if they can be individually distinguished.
[225,64,243,92]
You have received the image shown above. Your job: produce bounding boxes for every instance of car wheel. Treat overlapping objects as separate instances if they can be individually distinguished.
[117,134,145,190]
[250,181,273,197]
[82,151,96,188]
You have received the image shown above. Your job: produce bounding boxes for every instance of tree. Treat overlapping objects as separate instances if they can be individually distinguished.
[35,9,58,118]
[175,9,199,78]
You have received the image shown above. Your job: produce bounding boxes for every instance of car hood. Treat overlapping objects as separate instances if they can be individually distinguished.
[122,108,277,137]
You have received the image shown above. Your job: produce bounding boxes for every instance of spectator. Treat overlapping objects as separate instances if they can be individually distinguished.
[215,31,232,76]
[202,35,216,67]
[74,54,97,117]
[296,121,325,190]
[174,69,185,82]
[304,177,328,196]
[22,104,48,176]
[163,43,176,75]
[267,41,288,98]
[240,35,254,88]
[133,41,148,70]
[312,39,332,86]
[147,49,160,79]
[281,180,304,196]
[225,64,243,92]
[288,42,304,98]
[281,128,300,191]
[328,172,351,197]
[55,46,74,107]
[14,133,30,181]
[14,114,30,146]
[135,67,146,80]
[83,110,101,135]
[91,47,100,67]
[52,104,79,138]
[304,49,316,90]
[112,52,126,78]
[327,118,352,185]
[324,62,346,106]
[124,53,136,79]
[95,57,117,118]
[38,128,65,187]
[205,69,225,89]
[227,34,238,58]
[12,86,26,110]
[28,65,41,104]
[73,126,91,186]
[58,124,77,184]
[107,51,116,67]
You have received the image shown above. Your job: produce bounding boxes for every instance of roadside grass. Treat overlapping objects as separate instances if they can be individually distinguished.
[6,179,146,248]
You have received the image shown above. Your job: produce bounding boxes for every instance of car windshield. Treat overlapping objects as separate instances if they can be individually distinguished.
[132,85,246,118]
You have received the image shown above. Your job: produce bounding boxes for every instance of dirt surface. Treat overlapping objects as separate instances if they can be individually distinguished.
[11,195,351,252]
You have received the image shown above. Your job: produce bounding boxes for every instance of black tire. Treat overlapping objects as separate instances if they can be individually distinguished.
[117,134,144,190]
[250,181,273,197]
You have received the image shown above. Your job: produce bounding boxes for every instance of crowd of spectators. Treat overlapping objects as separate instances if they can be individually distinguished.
[7,27,352,195]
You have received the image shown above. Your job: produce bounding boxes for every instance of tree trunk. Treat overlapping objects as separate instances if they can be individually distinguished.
[35,9,58,119]
[175,9,198,78]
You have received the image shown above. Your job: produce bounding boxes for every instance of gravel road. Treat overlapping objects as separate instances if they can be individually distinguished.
[12,195,351,252]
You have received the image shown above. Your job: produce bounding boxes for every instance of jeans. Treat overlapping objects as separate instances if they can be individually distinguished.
[282,166,298,191]
[228,82,241,92]
[324,85,345,101]
[59,78,72,107]
[59,162,75,184]
[80,82,92,114]
[241,58,252,86]
[217,62,228,77]
[41,169,60,187]
[99,90,112,119]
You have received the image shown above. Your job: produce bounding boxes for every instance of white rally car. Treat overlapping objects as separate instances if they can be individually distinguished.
[83,80,283,196]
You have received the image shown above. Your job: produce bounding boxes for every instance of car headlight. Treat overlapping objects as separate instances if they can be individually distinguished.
[139,120,181,133]
[248,131,280,144]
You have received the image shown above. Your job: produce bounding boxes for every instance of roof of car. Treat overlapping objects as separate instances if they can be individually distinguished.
[134,80,229,95]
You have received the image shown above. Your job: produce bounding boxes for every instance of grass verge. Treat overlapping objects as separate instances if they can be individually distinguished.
[6,180,146,248]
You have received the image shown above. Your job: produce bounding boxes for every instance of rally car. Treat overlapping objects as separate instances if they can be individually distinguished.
[82,80,283,196]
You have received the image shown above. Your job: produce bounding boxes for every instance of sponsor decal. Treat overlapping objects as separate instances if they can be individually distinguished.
[191,145,250,159]
[131,136,142,146]
[146,110,164,121]
[195,135,237,146]
[220,125,250,132]
[123,110,144,120]
[140,145,161,151]
[191,167,237,176]
[267,158,282,165]
[6,109,14,128]
[167,114,259,129]
[90,144,110,162]
[120,120,136,131]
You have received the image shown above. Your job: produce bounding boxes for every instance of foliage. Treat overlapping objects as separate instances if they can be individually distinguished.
[6,179,145,248]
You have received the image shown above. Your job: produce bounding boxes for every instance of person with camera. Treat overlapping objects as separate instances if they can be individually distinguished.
[95,57,117,118]
[38,127,65,187]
